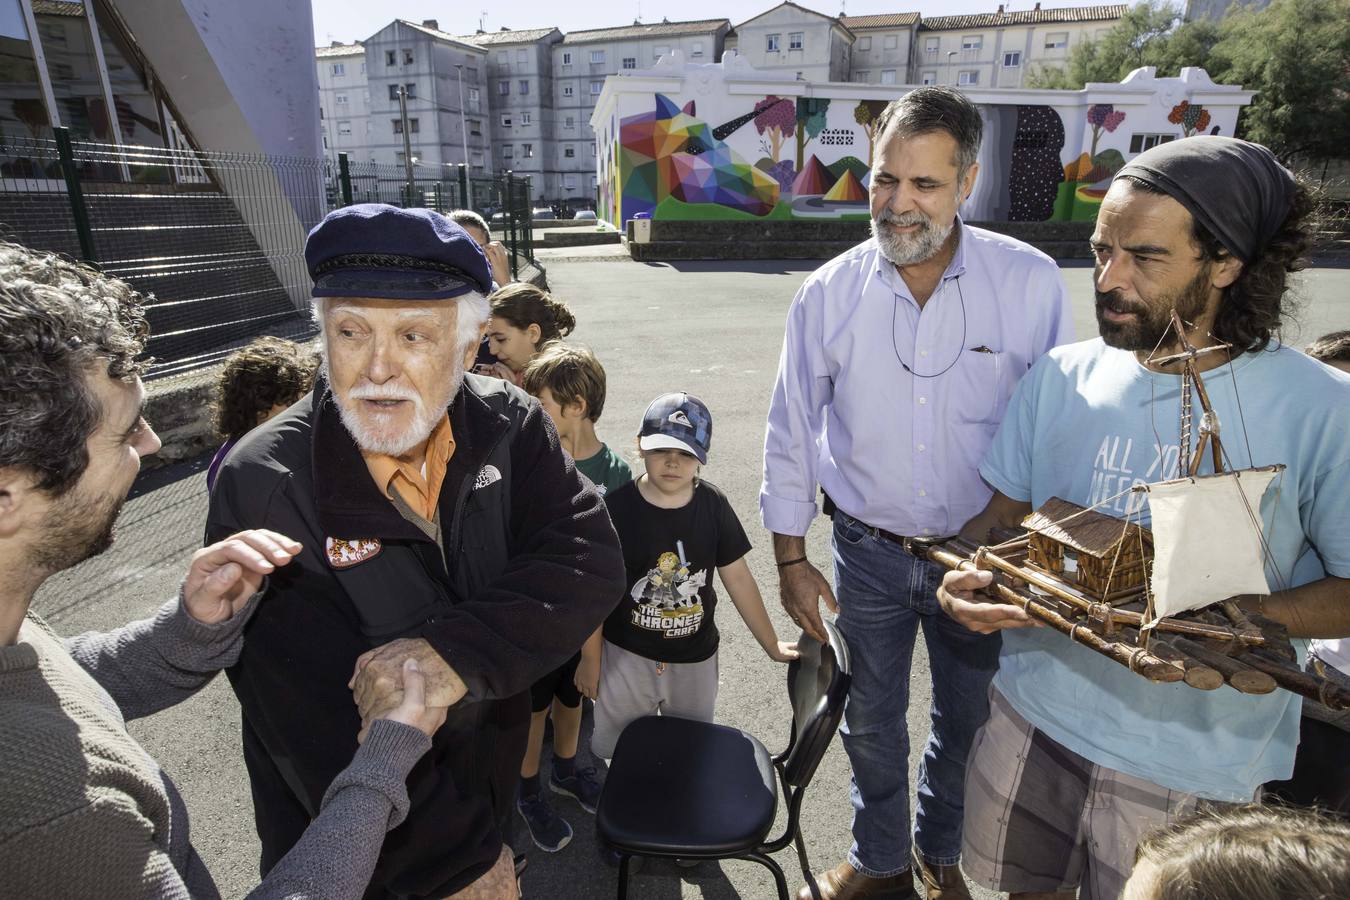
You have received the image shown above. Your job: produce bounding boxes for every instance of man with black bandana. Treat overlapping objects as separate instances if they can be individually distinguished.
[936,136,1350,899]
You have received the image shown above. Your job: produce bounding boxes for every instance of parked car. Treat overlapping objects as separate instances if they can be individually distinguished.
[573,209,597,221]
[531,207,558,220]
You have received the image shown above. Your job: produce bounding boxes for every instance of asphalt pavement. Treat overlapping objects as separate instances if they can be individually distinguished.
[31,259,1349,899]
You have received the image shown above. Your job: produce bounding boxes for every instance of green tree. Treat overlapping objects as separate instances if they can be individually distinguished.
[1028,0,1180,88]
[1209,0,1350,162]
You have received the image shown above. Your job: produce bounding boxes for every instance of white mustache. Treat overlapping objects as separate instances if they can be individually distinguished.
[877,210,931,228]
[349,385,419,402]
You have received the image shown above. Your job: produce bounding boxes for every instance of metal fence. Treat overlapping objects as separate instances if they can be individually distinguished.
[0,129,535,377]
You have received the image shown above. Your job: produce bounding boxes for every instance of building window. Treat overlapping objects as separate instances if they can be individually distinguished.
[654,45,669,60]
[564,174,576,188]
[1004,51,1021,67]
[323,135,328,148]
[565,115,575,128]
[562,51,572,66]
[338,121,352,136]
[852,70,870,83]
[392,118,419,134]
[519,80,529,95]
[590,80,602,95]
[961,35,982,51]
[516,48,528,63]
[386,50,396,66]
[501,113,512,127]
[590,50,605,64]
[503,144,513,158]
[499,79,510,95]
[858,36,871,51]
[467,87,480,109]
[564,145,575,158]
[521,111,532,125]
[589,142,596,155]
[335,92,349,105]
[471,151,484,168]
[623,57,636,69]
[496,50,508,64]
[1045,32,1068,49]
[332,63,346,76]
[406,83,416,98]
[767,33,780,52]
[921,71,937,85]
[523,143,534,157]
[1129,133,1176,153]
[881,69,897,84]
[469,119,482,136]
[388,84,400,100]
[403,49,414,65]
[361,62,366,74]
[396,151,406,164]
[789,32,803,50]
[958,70,979,85]
[925,36,939,56]
[884,33,899,49]
[691,42,704,57]
[563,84,574,97]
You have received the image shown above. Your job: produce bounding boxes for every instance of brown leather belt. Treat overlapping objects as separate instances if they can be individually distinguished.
[823,492,953,558]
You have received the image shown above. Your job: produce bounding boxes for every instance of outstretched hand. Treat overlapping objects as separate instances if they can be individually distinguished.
[349,638,466,741]
[936,566,1040,634]
[183,529,301,624]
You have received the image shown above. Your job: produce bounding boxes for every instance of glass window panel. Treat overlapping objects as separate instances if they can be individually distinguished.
[0,0,53,161]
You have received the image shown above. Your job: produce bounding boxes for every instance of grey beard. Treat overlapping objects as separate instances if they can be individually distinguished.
[332,357,465,457]
[871,211,954,267]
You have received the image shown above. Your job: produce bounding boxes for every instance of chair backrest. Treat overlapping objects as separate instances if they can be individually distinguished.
[780,618,851,788]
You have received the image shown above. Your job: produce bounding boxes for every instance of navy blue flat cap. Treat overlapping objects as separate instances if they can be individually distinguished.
[305,204,492,300]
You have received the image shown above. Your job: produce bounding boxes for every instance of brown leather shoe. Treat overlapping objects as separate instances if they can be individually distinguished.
[796,861,917,900]
[911,848,972,900]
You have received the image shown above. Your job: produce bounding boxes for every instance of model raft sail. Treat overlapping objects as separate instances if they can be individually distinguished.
[1141,468,1278,620]
[926,310,1350,711]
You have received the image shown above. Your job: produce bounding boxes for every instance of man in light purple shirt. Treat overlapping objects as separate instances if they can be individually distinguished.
[761,87,1072,900]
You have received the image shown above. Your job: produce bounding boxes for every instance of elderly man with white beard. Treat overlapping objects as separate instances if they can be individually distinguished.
[761,87,1074,900]
[206,205,625,899]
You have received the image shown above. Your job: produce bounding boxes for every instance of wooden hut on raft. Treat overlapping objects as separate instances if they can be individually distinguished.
[1021,497,1153,601]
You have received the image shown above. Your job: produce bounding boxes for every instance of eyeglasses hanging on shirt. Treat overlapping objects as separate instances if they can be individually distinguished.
[891,275,998,378]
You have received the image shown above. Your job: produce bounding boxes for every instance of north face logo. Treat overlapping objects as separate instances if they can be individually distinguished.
[474,465,502,490]
[667,410,692,428]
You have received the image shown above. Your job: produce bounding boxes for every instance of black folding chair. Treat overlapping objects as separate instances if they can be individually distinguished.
[595,621,852,899]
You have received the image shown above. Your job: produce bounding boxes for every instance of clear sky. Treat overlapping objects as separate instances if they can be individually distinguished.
[311,0,1105,46]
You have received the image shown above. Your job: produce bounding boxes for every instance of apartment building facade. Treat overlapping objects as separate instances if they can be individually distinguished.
[455,27,564,199]
[554,18,730,204]
[840,13,919,86]
[912,4,1127,90]
[352,19,490,170]
[725,2,853,83]
[317,43,369,155]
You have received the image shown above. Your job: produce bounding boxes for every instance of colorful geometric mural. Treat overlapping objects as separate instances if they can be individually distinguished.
[619,94,779,222]
[596,59,1251,227]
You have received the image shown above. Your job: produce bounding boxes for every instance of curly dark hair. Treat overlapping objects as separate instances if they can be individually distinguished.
[212,337,319,441]
[488,283,576,349]
[1307,330,1350,364]
[0,243,149,496]
[1118,174,1321,354]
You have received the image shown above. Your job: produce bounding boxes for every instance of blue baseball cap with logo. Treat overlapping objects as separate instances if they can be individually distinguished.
[638,392,712,464]
[305,203,492,301]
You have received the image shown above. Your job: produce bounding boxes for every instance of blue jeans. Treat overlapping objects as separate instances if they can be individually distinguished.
[832,513,1002,875]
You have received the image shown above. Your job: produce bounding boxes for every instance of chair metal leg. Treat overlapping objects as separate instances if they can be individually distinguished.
[616,854,631,900]
[738,851,789,900]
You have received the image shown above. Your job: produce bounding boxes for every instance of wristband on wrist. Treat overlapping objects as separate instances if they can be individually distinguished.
[776,556,809,569]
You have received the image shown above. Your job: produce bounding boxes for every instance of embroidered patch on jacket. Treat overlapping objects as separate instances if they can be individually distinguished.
[474,465,502,490]
[325,536,382,569]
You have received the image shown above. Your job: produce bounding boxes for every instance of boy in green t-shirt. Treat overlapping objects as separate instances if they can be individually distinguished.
[515,343,631,852]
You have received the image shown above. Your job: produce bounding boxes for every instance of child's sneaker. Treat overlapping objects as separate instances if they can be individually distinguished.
[517,791,573,852]
[549,765,604,813]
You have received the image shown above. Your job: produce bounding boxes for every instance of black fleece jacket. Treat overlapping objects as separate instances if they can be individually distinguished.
[206,374,624,898]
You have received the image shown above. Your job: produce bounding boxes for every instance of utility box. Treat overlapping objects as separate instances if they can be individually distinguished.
[631,218,652,244]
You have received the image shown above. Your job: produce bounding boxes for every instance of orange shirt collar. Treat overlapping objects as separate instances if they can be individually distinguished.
[362,413,456,521]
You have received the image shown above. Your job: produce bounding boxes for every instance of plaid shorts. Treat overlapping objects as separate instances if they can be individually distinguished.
[961,688,1237,900]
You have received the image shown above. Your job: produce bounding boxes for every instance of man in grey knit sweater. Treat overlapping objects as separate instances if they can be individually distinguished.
[0,243,446,898]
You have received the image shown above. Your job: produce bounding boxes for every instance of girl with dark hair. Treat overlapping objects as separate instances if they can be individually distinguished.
[482,284,576,385]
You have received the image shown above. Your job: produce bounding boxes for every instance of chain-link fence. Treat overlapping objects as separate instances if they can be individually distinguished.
[0,129,536,378]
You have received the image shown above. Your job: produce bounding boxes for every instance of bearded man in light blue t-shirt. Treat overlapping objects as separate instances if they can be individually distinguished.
[937,136,1350,900]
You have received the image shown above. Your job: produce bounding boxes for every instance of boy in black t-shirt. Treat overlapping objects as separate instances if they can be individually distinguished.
[577,392,797,760]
